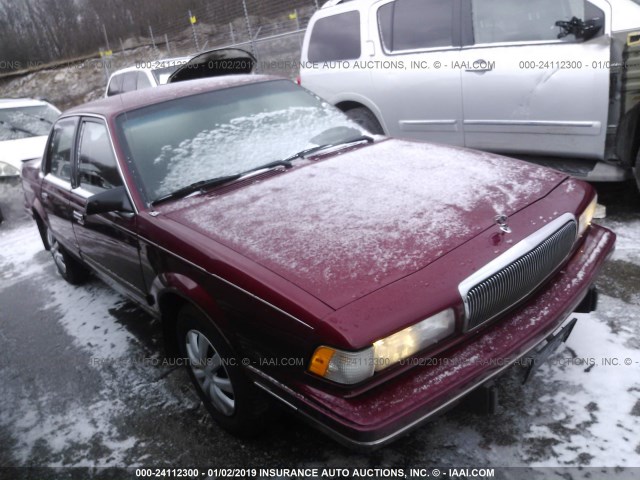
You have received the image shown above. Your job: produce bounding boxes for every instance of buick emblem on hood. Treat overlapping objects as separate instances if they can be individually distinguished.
[495,214,511,233]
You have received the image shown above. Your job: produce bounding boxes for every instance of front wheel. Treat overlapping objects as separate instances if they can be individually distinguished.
[635,150,640,193]
[176,305,268,437]
[46,228,90,285]
[345,107,384,135]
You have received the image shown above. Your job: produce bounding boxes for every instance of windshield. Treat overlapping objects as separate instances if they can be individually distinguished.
[117,79,365,203]
[0,104,59,141]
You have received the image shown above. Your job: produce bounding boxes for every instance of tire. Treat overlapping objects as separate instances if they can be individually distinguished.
[34,214,50,250]
[176,305,268,437]
[345,107,384,135]
[46,227,90,285]
[635,150,640,193]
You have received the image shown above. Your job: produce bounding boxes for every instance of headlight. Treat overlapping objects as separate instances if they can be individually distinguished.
[308,309,456,384]
[578,194,597,237]
[0,161,20,177]
[372,309,455,372]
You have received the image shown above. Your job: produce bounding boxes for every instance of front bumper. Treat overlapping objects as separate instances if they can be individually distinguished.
[252,224,615,449]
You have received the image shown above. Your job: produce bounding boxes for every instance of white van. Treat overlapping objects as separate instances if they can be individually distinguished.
[300,0,640,190]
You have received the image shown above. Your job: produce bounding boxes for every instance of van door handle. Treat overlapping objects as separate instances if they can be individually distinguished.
[73,210,85,225]
[465,59,494,72]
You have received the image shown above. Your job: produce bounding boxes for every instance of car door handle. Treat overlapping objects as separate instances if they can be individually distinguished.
[73,210,85,225]
[41,191,49,200]
[465,59,494,73]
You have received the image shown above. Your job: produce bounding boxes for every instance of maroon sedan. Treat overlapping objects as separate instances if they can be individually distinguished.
[22,75,614,448]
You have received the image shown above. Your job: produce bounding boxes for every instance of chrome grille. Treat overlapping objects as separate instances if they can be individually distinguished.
[463,219,577,332]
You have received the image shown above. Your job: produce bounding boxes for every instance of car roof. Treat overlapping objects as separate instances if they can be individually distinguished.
[0,98,53,109]
[64,74,284,119]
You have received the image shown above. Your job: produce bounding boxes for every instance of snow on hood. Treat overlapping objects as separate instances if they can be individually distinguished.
[166,139,566,309]
[1,136,47,170]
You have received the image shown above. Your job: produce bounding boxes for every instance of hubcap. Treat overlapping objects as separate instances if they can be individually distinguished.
[47,230,66,275]
[185,329,235,416]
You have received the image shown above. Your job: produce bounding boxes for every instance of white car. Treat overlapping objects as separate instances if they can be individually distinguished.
[105,49,258,98]
[0,98,60,178]
[105,57,190,97]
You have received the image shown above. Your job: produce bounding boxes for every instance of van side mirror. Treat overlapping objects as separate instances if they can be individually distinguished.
[556,16,603,42]
[86,186,134,215]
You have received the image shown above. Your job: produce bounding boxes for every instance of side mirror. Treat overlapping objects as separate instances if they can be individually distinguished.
[582,17,604,41]
[86,186,134,215]
[556,16,603,42]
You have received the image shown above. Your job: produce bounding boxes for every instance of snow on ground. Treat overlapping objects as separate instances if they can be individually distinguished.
[528,304,640,467]
[603,217,640,265]
[0,222,187,467]
[0,222,45,283]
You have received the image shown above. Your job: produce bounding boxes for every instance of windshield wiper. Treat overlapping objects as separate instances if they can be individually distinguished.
[151,160,294,206]
[282,135,374,163]
[13,111,54,126]
[241,159,293,175]
[0,120,39,136]
[150,136,373,206]
[151,174,241,205]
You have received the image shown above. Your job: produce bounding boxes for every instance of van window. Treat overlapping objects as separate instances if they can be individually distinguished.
[378,0,454,52]
[136,72,153,90]
[470,0,598,44]
[308,11,361,62]
[121,72,137,93]
[107,74,124,96]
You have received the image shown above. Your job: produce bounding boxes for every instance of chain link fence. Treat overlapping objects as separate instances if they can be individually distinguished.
[100,0,320,80]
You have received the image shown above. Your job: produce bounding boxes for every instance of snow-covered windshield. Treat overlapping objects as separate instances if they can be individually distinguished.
[0,104,59,141]
[117,79,365,203]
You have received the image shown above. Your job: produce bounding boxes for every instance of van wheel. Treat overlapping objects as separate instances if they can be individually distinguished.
[635,151,640,193]
[176,305,269,437]
[345,107,384,135]
[46,228,90,285]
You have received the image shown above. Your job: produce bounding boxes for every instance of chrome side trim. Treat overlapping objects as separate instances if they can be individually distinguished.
[139,236,316,331]
[43,173,72,190]
[254,382,299,411]
[458,213,577,329]
[464,120,600,128]
[83,255,147,299]
[399,120,457,125]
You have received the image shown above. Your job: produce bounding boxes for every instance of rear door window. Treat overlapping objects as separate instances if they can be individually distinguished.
[77,120,123,194]
[470,0,599,44]
[121,72,137,93]
[107,74,124,96]
[136,72,153,90]
[378,0,454,52]
[308,11,361,62]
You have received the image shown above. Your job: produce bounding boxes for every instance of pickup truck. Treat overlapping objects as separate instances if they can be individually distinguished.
[21,74,614,448]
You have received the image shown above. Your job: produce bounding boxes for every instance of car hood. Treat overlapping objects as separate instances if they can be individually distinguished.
[1,136,48,169]
[164,139,567,310]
